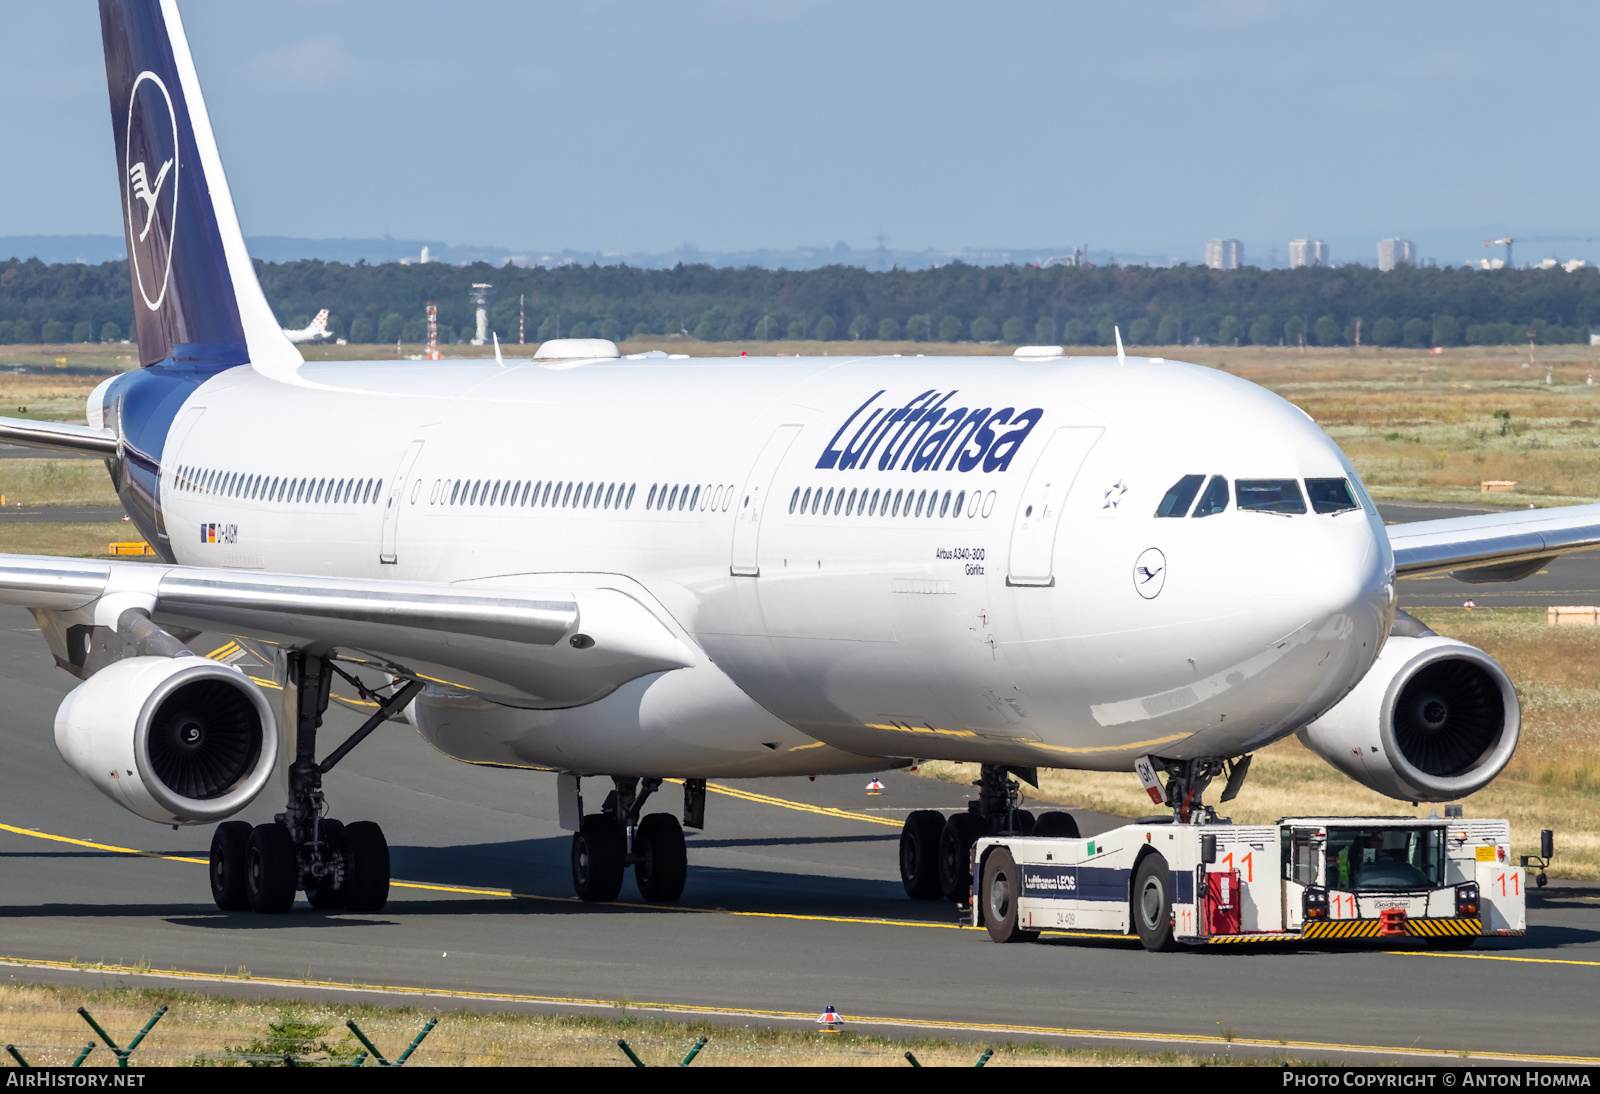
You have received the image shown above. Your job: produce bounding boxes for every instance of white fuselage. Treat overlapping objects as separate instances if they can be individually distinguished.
[150,352,1395,779]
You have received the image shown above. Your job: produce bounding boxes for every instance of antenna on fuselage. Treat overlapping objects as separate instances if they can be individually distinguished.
[1114,325,1126,365]
[493,332,504,367]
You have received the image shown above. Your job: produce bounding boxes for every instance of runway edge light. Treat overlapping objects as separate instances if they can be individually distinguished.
[816,1005,843,1032]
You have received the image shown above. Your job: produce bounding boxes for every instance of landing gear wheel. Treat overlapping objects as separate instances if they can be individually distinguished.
[304,819,346,910]
[572,814,625,902]
[938,812,982,903]
[634,813,687,902]
[899,810,946,900]
[1008,809,1036,836]
[981,847,1039,943]
[1032,811,1080,838]
[1133,854,1177,952]
[341,821,390,913]
[245,823,298,914]
[209,821,252,911]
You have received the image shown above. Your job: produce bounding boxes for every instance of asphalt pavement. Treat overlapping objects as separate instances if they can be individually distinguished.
[0,604,1596,1064]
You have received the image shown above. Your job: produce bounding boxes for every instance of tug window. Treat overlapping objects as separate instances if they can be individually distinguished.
[1237,479,1307,515]
[1307,477,1360,515]
[1191,476,1229,518]
[1155,474,1205,518]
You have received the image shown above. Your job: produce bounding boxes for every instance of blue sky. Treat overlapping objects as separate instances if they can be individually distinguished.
[3,1,1599,266]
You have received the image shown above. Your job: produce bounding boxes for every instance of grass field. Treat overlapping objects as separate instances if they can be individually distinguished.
[0,460,118,507]
[0,522,132,558]
[0,981,1286,1068]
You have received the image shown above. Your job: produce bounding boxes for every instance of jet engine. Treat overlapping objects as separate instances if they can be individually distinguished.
[1298,632,1519,803]
[54,655,278,825]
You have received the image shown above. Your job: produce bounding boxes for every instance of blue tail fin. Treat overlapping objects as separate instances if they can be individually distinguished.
[100,0,300,376]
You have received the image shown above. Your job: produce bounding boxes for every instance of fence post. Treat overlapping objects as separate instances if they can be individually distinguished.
[616,1039,647,1067]
[975,1047,994,1067]
[344,1017,435,1067]
[905,1050,922,1067]
[679,1036,708,1066]
[77,1005,166,1068]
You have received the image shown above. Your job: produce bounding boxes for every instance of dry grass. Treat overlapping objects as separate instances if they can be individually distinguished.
[0,522,135,557]
[0,981,1283,1067]
[923,605,1600,878]
[0,460,118,507]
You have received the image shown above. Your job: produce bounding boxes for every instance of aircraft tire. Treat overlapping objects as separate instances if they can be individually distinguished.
[245,823,298,914]
[1008,809,1036,836]
[981,846,1039,943]
[209,821,252,911]
[341,821,390,913]
[1032,811,1081,838]
[572,814,625,902]
[1133,853,1177,952]
[304,819,346,910]
[634,812,687,902]
[938,812,982,903]
[899,810,946,899]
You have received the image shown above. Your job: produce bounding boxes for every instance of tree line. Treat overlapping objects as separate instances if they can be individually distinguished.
[3,255,1599,348]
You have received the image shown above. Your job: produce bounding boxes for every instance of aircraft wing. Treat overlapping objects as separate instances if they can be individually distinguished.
[1387,502,1600,582]
[0,416,118,457]
[0,554,697,706]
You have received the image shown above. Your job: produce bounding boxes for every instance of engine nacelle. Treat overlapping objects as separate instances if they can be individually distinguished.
[54,655,278,825]
[1299,634,1519,802]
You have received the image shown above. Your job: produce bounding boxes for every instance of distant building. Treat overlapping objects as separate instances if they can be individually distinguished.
[1205,239,1243,270]
[1377,238,1417,272]
[1288,239,1328,268]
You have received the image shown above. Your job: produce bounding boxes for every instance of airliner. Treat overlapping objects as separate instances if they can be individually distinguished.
[5,0,1597,918]
[282,308,332,345]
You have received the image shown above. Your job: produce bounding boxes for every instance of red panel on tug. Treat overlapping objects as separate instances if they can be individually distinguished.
[1206,870,1241,935]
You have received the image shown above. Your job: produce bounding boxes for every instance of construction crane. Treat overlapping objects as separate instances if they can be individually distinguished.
[1483,238,1514,267]
[1482,235,1600,268]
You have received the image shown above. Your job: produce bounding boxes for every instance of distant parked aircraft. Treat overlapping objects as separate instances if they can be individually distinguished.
[282,308,332,344]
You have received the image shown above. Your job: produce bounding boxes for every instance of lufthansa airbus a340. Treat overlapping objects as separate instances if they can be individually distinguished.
[6,0,1597,916]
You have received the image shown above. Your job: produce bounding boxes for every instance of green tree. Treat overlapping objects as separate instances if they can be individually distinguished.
[1062,318,1089,344]
[41,319,67,343]
[100,321,121,342]
[1128,317,1152,344]
[1248,314,1274,345]
[814,315,837,340]
[1343,316,1362,345]
[632,322,652,338]
[1155,315,1181,344]
[1314,315,1340,346]
[787,318,806,339]
[1034,315,1056,344]
[1433,315,1461,347]
[289,314,310,330]
[349,315,374,342]
[905,314,930,341]
[71,321,93,343]
[970,316,997,341]
[377,312,403,343]
[597,317,621,341]
[1001,316,1025,342]
[1402,318,1429,347]
[691,317,715,340]
[937,315,962,341]
[401,318,425,343]
[753,315,777,340]
[536,314,559,340]
[1217,315,1242,345]
[1282,316,1305,345]
[721,318,744,340]
[878,317,900,340]
[848,315,871,340]
[570,320,592,338]
[1370,317,1399,346]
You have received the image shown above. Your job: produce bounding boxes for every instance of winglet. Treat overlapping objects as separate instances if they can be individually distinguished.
[493,332,504,367]
[1115,325,1126,365]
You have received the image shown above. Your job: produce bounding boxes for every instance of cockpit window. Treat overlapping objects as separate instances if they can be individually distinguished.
[1236,479,1306,514]
[1191,475,1229,518]
[1306,477,1360,514]
[1155,474,1205,518]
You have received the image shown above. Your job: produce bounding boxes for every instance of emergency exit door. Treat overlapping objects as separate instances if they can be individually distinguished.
[1006,426,1103,586]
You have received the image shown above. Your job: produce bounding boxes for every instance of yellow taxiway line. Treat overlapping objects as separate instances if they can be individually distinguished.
[0,954,1593,1065]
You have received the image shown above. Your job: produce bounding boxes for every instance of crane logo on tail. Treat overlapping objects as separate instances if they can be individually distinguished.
[123,71,180,311]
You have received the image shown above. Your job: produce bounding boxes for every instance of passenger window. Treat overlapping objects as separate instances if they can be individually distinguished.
[680,484,690,511]
[589,482,599,507]
[1155,474,1205,518]
[844,488,856,515]
[821,487,833,515]
[542,481,553,506]
[799,487,810,514]
[894,489,905,516]
[1237,479,1307,515]
[1306,477,1360,514]
[650,484,661,510]
[712,485,724,509]
[915,490,927,517]
[605,483,616,509]
[469,481,481,505]
[450,481,460,505]
[563,482,575,507]
[691,485,701,510]
[939,490,951,517]
[668,485,679,510]
[1191,476,1229,518]
[625,483,636,509]
[869,488,881,516]
[833,489,843,516]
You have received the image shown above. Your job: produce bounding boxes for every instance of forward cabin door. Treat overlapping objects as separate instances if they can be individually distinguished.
[379,439,426,564]
[1006,426,1103,586]
[730,424,802,576]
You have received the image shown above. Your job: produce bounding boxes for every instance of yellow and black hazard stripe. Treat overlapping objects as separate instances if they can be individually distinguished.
[1404,917,1480,938]
[1302,918,1384,939]
[1206,932,1300,944]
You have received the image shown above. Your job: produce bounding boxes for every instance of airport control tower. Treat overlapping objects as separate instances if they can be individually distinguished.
[469,283,493,345]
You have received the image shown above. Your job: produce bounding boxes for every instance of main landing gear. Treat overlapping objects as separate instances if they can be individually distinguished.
[899,763,1082,904]
[209,652,423,915]
[569,776,694,903]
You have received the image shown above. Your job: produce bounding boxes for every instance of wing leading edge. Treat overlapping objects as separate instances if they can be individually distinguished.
[1387,502,1600,582]
[0,554,696,707]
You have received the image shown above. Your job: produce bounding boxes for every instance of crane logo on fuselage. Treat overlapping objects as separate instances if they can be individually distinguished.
[815,390,1044,474]
[1134,548,1167,599]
